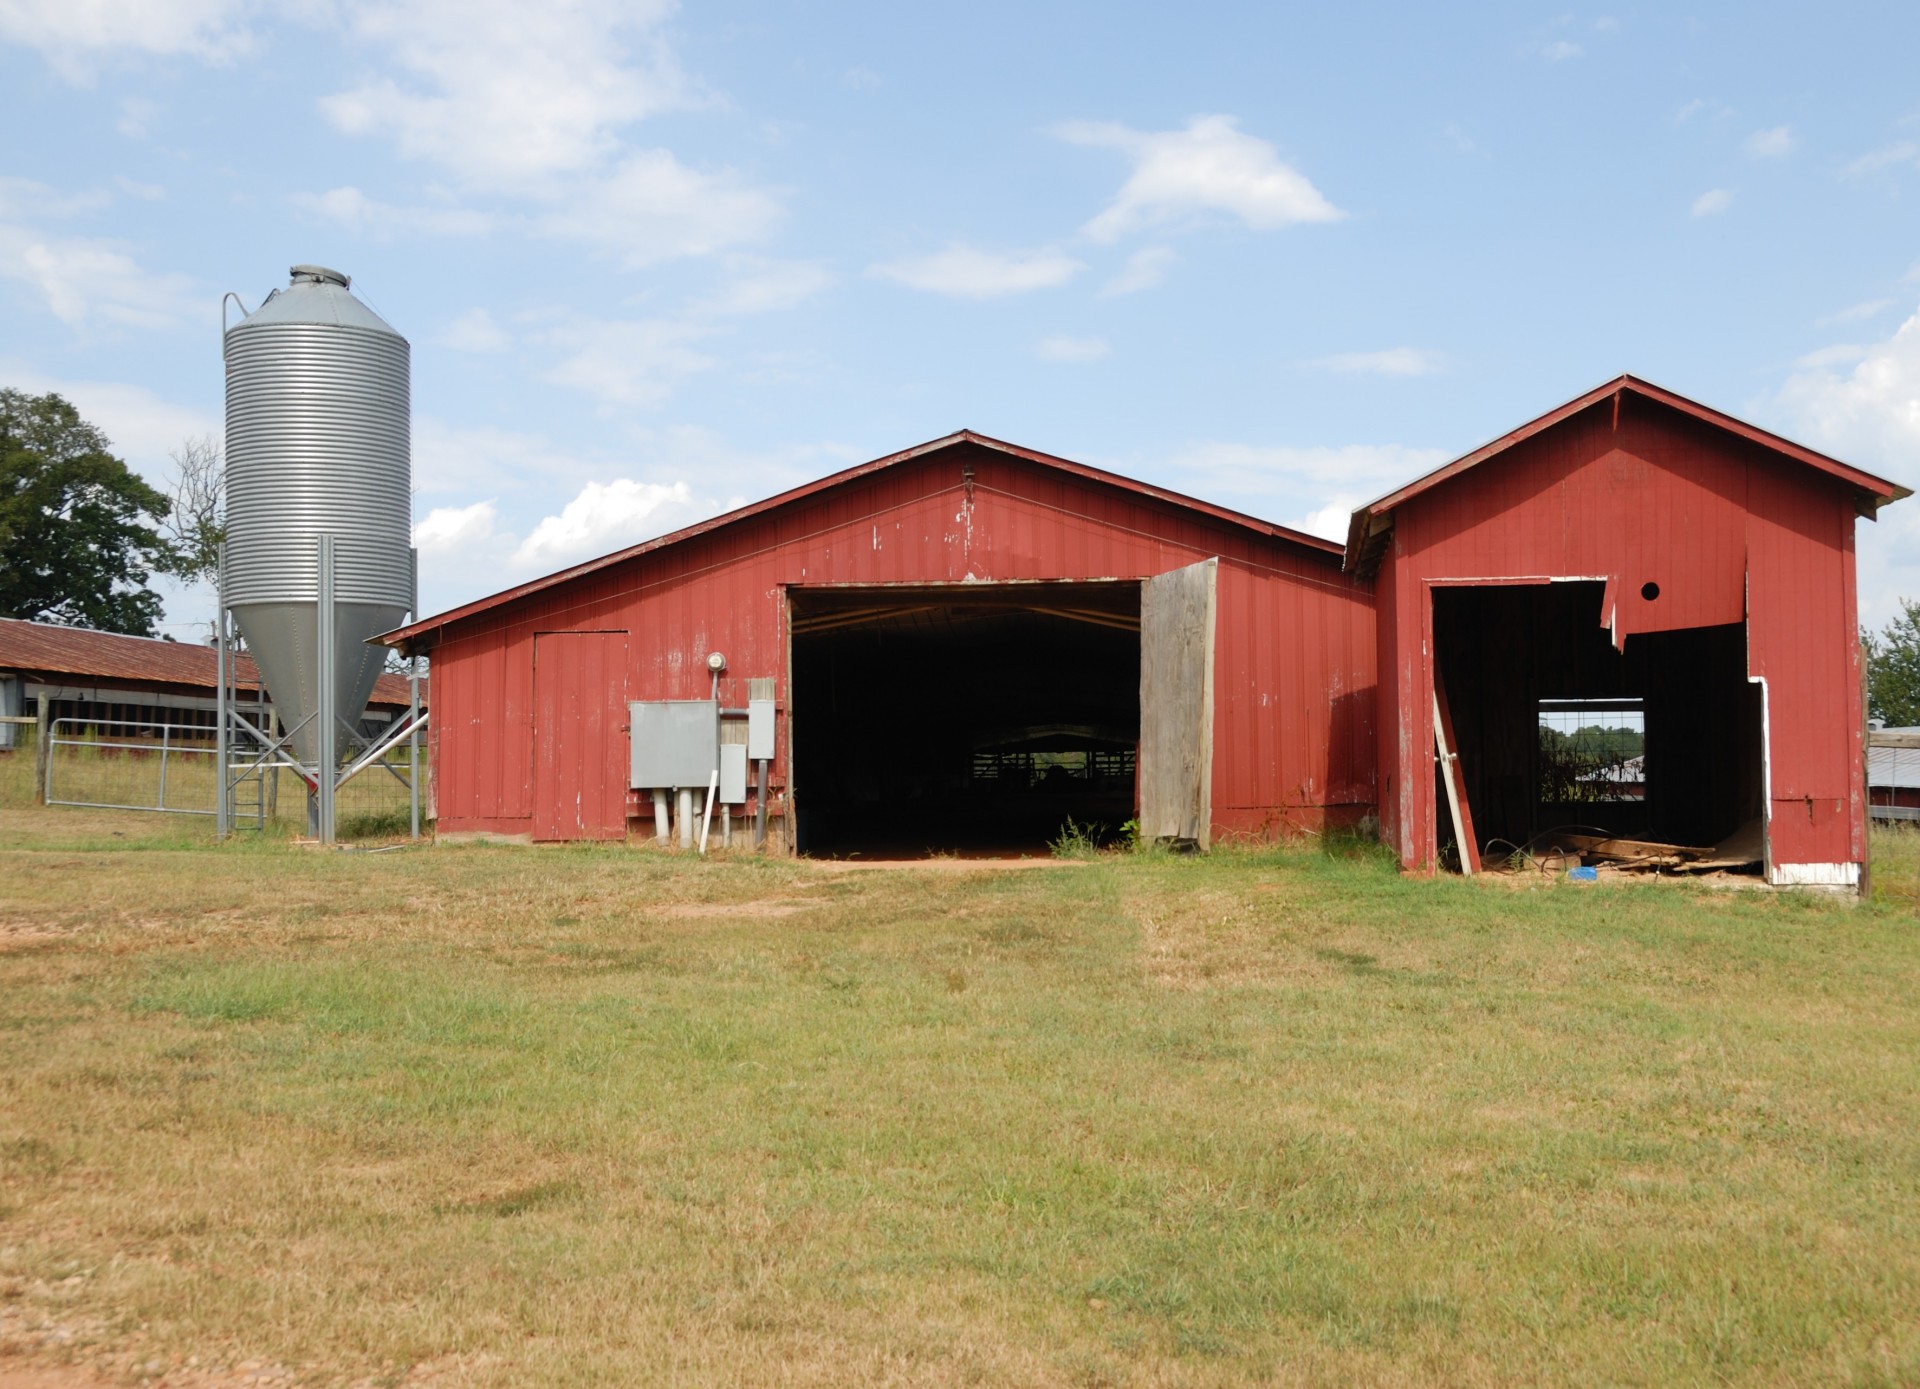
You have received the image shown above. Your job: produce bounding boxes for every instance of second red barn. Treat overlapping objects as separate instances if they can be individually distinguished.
[1347,376,1908,888]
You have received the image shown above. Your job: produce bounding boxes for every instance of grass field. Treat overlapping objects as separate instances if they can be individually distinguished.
[1,760,1917,1387]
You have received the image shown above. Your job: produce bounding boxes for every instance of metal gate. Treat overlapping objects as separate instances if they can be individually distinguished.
[44,717,224,816]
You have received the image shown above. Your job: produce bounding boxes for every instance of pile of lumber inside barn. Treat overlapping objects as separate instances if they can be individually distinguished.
[1529,819,1765,874]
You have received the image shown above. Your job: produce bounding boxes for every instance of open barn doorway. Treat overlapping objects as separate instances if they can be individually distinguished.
[788,582,1145,856]
[1431,581,1764,871]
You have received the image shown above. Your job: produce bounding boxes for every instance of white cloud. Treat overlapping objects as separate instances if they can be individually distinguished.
[293,185,493,238]
[116,96,159,137]
[511,477,705,570]
[1676,98,1707,124]
[320,0,689,189]
[1160,441,1451,540]
[0,224,199,330]
[413,498,500,556]
[1541,40,1582,61]
[1794,344,1871,371]
[1745,125,1798,159]
[1057,115,1341,243]
[869,244,1085,299]
[314,0,780,267]
[0,0,253,80]
[1035,335,1109,363]
[0,177,197,331]
[1311,347,1445,377]
[694,257,834,316]
[1773,304,1920,628]
[1818,299,1893,328]
[1843,141,1919,179]
[1691,187,1733,217]
[410,417,613,495]
[1100,245,1178,297]
[538,151,784,266]
[436,307,510,353]
[0,177,111,219]
[542,317,717,408]
[1776,307,1920,467]
[842,67,881,89]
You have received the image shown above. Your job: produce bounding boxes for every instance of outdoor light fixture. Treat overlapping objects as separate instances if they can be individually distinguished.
[706,651,727,673]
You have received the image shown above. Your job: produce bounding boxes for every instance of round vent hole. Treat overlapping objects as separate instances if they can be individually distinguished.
[1641,581,1661,601]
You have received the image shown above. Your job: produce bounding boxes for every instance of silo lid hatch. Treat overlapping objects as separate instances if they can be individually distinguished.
[290,264,350,287]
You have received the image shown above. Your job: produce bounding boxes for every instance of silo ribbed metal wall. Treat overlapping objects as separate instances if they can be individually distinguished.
[223,324,412,606]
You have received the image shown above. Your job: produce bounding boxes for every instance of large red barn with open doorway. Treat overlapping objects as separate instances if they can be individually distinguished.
[383,431,1379,854]
[382,378,1907,886]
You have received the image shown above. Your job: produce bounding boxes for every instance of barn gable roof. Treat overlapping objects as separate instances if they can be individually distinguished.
[1342,374,1911,576]
[382,429,1341,651]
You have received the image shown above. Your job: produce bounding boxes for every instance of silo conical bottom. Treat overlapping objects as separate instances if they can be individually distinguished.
[232,601,408,770]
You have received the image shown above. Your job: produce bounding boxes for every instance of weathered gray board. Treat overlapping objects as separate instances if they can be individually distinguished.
[1138,557,1217,849]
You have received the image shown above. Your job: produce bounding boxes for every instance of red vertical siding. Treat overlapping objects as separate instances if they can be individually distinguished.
[1379,395,1873,879]
[427,441,1375,840]
[530,631,629,840]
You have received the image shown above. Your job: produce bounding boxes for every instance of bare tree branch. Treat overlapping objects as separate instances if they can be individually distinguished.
[158,434,225,588]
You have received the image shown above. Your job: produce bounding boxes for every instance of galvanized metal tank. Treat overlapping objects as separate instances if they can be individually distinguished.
[223,265,411,768]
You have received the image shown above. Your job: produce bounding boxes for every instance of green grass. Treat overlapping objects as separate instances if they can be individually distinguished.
[0,795,1916,1386]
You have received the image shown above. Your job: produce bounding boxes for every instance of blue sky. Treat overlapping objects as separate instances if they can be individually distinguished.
[2,0,1917,632]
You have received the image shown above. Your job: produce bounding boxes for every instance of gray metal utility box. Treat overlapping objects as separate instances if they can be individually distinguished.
[629,700,718,788]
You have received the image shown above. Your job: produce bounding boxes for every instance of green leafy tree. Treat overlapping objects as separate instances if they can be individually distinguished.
[1865,598,1920,727]
[0,389,173,635]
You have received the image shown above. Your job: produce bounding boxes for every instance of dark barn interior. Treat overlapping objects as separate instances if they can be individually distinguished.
[1433,582,1763,865]
[789,583,1141,855]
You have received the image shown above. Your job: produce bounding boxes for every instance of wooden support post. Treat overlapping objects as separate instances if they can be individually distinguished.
[33,700,49,805]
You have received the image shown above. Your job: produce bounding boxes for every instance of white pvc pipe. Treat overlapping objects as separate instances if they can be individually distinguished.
[677,787,694,849]
[699,770,719,854]
[653,789,670,845]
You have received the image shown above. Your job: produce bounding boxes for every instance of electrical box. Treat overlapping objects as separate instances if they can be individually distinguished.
[747,698,775,760]
[629,700,718,788]
[719,744,748,804]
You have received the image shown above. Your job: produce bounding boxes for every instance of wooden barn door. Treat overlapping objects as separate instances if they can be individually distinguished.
[1138,558,1217,849]
[532,631,630,841]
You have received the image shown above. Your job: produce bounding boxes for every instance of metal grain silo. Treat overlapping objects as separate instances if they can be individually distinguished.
[223,264,412,774]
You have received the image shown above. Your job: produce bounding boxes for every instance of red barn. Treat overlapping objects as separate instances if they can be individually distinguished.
[1346,376,1908,887]
[382,431,1378,853]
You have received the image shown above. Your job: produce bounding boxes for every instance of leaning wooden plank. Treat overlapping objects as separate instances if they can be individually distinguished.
[1432,684,1480,874]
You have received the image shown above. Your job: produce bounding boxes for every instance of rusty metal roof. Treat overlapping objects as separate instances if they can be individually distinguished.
[0,617,421,707]
[1343,374,1912,574]
[379,429,1343,650]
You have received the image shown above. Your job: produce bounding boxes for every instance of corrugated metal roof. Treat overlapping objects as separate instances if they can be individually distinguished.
[1869,737,1920,790]
[380,429,1343,650]
[0,617,421,707]
[1344,374,1912,574]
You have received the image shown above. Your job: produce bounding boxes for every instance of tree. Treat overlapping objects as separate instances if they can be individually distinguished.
[0,389,174,636]
[1865,598,1920,727]
[157,433,225,589]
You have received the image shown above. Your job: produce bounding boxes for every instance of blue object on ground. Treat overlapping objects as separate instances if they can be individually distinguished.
[1567,866,1598,882]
